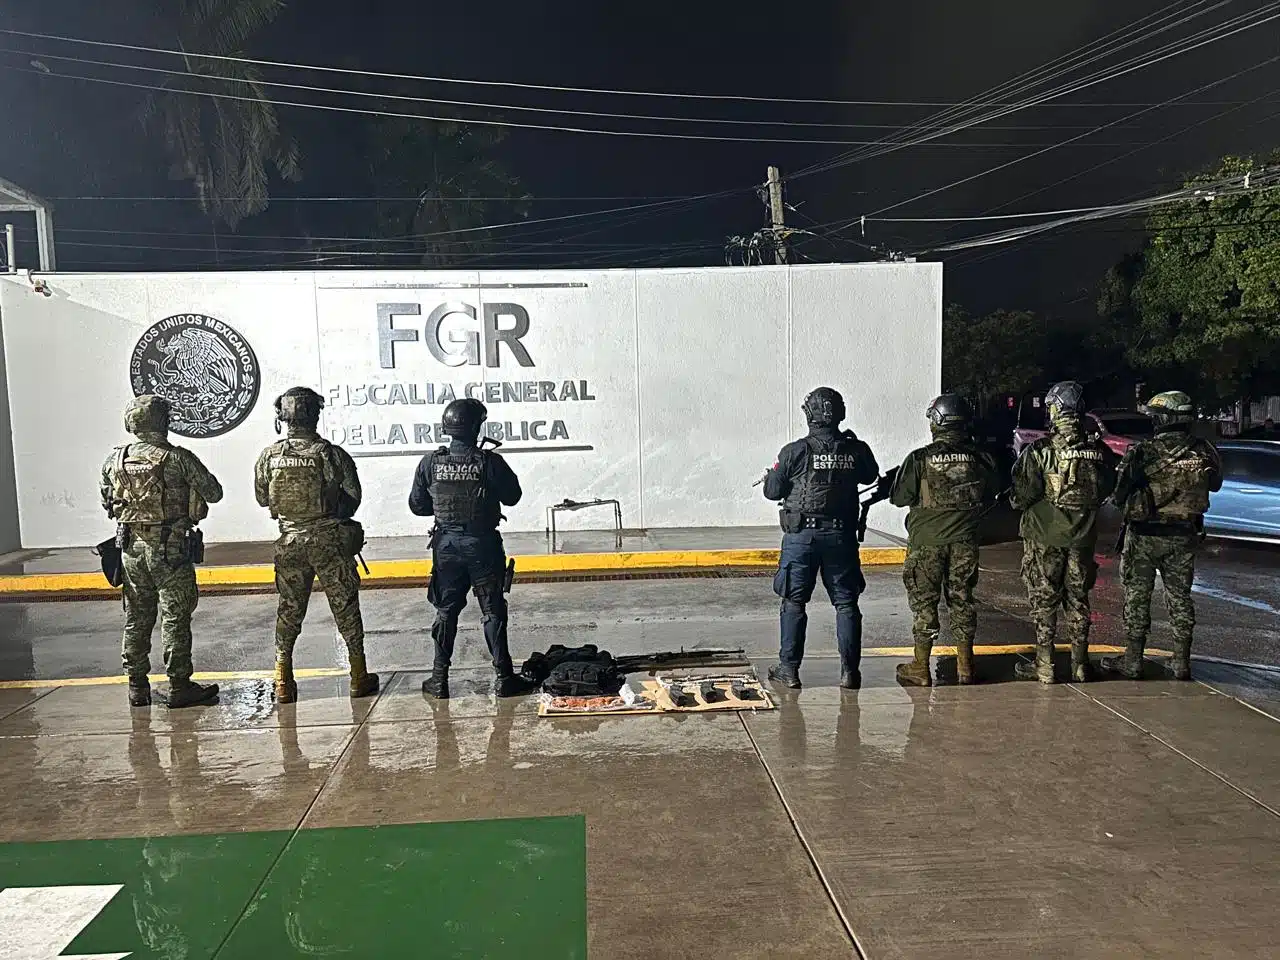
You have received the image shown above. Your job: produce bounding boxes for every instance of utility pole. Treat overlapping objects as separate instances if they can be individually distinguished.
[766,165,787,264]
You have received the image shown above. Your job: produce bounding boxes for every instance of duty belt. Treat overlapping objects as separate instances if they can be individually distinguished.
[800,515,845,530]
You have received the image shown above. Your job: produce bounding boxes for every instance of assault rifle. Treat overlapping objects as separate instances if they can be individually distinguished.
[857,467,898,542]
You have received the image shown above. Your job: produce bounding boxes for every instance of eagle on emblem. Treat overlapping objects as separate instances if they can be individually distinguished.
[146,328,239,423]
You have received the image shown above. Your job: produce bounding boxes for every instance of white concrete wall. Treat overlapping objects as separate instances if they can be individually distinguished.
[0,263,940,548]
[0,298,20,553]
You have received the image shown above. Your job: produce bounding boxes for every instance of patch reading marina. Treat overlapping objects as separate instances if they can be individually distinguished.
[130,314,260,438]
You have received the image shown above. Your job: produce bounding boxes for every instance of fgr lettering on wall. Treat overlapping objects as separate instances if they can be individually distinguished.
[130,314,260,438]
[322,299,596,452]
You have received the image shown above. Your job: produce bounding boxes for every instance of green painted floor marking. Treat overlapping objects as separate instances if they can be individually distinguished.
[0,817,587,960]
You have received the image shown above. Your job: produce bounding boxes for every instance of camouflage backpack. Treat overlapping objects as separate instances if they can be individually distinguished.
[919,442,986,509]
[1044,436,1109,511]
[111,444,175,524]
[267,438,332,522]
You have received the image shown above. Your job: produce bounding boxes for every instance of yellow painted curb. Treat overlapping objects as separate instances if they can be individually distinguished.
[0,648,1171,690]
[0,546,906,596]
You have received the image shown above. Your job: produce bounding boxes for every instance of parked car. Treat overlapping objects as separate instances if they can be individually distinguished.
[1205,440,1280,541]
[1012,398,1154,457]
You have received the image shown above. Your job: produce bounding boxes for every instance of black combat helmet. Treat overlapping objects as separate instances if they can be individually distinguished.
[1045,380,1086,420]
[802,387,846,428]
[274,387,325,431]
[442,397,488,440]
[926,393,972,429]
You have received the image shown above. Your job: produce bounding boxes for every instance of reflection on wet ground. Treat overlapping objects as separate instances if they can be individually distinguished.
[1,651,1278,958]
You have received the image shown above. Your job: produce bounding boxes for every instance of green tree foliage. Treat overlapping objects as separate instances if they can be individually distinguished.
[942,304,1046,405]
[140,0,301,229]
[1114,153,1280,403]
[363,118,530,267]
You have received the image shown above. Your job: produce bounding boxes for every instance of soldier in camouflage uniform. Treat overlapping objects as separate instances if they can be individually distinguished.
[1009,381,1118,684]
[254,387,379,703]
[100,395,223,708]
[888,394,1001,686]
[1101,390,1222,681]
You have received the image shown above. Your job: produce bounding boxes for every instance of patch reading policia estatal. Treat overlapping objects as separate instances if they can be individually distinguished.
[812,453,860,471]
[432,461,484,482]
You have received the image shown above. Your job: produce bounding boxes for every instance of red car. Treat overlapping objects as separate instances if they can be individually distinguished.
[1012,404,1154,458]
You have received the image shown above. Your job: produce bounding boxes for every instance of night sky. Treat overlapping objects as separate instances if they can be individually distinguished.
[1,0,1278,321]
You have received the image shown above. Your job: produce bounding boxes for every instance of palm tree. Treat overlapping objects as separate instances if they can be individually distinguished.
[140,0,300,229]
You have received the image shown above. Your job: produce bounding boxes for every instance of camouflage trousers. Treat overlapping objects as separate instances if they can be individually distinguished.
[1020,541,1096,647]
[1121,532,1197,653]
[121,537,198,683]
[902,541,980,649]
[273,528,365,661]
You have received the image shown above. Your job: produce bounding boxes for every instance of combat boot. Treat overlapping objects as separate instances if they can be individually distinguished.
[273,658,298,704]
[1168,641,1193,681]
[1014,640,1056,684]
[1099,641,1144,680]
[1070,641,1093,683]
[421,665,449,698]
[127,677,151,708]
[955,641,976,685]
[494,670,531,698]
[767,663,801,689]
[839,666,861,689]
[895,642,932,687]
[166,680,219,709]
[348,652,380,699]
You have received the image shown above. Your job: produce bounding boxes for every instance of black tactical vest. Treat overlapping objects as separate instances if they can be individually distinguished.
[428,447,499,530]
[783,434,864,519]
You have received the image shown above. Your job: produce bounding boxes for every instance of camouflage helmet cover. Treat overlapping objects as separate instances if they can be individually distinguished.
[124,394,171,435]
[926,393,973,427]
[274,386,325,425]
[802,387,846,427]
[1143,390,1195,426]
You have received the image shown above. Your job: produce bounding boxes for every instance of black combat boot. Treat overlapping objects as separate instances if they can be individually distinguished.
[166,680,219,708]
[1070,640,1093,683]
[955,640,976,685]
[839,665,861,690]
[348,652,380,699]
[895,641,933,687]
[127,677,151,708]
[421,665,450,698]
[1099,641,1145,680]
[1014,640,1055,684]
[494,669,532,698]
[767,663,801,689]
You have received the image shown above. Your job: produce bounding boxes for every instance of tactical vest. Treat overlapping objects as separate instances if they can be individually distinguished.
[428,448,498,530]
[267,438,332,523]
[1044,438,1109,511]
[111,444,188,524]
[1138,435,1217,521]
[783,435,864,519]
[919,441,986,510]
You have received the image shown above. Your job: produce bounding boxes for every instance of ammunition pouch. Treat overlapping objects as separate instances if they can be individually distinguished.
[779,510,804,533]
[184,527,206,565]
[337,519,366,558]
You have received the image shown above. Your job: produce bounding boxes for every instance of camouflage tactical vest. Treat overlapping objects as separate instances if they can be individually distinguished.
[428,448,498,529]
[1136,435,1217,521]
[111,444,188,524]
[267,438,332,523]
[919,441,986,510]
[1044,436,1109,511]
[782,434,864,519]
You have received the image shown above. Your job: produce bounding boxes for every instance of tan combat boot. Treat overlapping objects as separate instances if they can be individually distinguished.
[1014,640,1056,684]
[274,657,297,704]
[896,641,933,687]
[349,651,380,699]
[1070,640,1093,683]
[955,640,976,685]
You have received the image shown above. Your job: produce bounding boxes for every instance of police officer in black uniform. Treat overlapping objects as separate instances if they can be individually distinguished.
[409,398,524,697]
[763,387,880,689]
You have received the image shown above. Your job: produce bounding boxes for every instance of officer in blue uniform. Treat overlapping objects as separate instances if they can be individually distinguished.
[762,387,880,689]
[409,398,524,698]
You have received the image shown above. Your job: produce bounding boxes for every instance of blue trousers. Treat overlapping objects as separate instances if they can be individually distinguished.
[427,530,512,673]
[773,529,866,668]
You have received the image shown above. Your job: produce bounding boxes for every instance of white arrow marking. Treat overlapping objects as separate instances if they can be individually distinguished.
[0,885,131,959]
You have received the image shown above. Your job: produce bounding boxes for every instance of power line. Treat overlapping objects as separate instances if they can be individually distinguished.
[5,24,1271,109]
